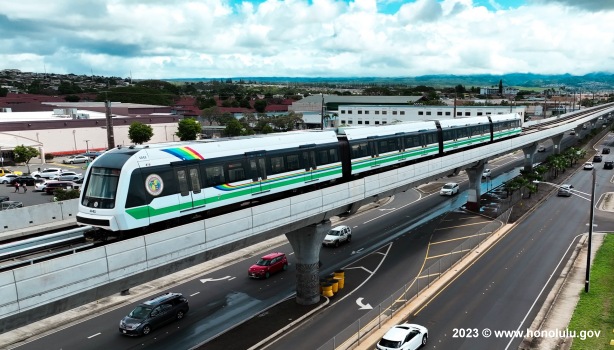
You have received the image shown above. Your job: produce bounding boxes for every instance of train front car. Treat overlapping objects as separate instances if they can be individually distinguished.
[488,113,523,141]
[76,147,144,232]
[78,130,343,233]
[437,116,492,153]
[337,121,439,176]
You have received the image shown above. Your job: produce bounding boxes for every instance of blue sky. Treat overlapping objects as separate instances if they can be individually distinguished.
[1,0,613,79]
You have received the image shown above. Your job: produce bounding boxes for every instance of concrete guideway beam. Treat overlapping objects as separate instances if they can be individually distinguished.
[465,160,487,211]
[285,220,331,305]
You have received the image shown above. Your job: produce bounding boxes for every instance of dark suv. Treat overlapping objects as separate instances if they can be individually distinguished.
[593,155,603,163]
[119,292,189,336]
[605,161,614,170]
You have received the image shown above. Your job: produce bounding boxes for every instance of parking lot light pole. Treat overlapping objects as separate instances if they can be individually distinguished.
[85,140,90,155]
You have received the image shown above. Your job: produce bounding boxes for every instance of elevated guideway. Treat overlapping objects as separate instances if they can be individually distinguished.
[0,104,612,332]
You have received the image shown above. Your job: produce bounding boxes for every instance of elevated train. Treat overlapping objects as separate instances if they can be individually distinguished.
[76,113,522,233]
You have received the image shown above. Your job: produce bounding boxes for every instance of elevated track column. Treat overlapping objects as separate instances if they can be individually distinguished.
[285,220,331,305]
[465,161,487,211]
[552,133,565,155]
[522,142,539,172]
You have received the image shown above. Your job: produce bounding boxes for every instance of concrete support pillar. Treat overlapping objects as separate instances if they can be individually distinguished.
[285,220,331,305]
[522,142,538,172]
[465,161,487,211]
[552,134,565,155]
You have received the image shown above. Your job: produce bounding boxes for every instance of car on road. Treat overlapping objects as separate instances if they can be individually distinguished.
[62,155,90,164]
[34,180,50,192]
[482,169,492,178]
[376,323,428,350]
[31,168,62,179]
[0,174,19,184]
[439,182,459,196]
[53,171,83,181]
[0,200,23,210]
[593,155,603,163]
[248,252,288,279]
[603,148,611,154]
[583,162,594,170]
[557,184,573,197]
[322,225,352,247]
[119,292,189,336]
[537,145,546,152]
[604,161,614,170]
[9,175,39,186]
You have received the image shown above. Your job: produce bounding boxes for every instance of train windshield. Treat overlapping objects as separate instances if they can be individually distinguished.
[81,167,121,209]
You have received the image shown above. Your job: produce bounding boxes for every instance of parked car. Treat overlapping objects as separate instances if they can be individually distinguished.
[376,323,428,350]
[603,148,611,154]
[119,292,189,336]
[0,168,22,177]
[604,161,614,170]
[593,155,603,163]
[322,225,352,247]
[31,168,62,179]
[557,184,573,197]
[63,155,90,164]
[34,180,51,192]
[0,174,19,184]
[482,169,492,178]
[248,252,288,279]
[9,175,39,186]
[0,201,23,210]
[44,181,79,194]
[53,171,83,181]
[82,151,104,159]
[439,182,459,196]
[537,145,546,152]
[583,162,594,170]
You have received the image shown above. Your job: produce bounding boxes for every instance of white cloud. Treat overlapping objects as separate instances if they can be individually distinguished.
[0,0,612,78]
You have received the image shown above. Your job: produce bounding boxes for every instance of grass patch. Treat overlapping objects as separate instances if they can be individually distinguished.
[569,234,614,349]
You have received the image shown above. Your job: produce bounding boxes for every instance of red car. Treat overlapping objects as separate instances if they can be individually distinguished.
[248,252,288,279]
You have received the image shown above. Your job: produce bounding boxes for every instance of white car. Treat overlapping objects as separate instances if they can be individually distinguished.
[0,174,19,184]
[63,155,90,164]
[439,182,459,196]
[583,162,594,170]
[54,171,83,181]
[322,225,352,247]
[34,180,51,192]
[32,168,63,179]
[376,323,428,350]
[482,169,492,178]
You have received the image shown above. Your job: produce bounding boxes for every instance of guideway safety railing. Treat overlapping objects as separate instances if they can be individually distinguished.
[318,208,512,350]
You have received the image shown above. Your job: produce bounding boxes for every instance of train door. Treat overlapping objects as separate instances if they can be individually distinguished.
[247,151,268,194]
[301,145,317,183]
[174,165,205,211]
[368,137,381,167]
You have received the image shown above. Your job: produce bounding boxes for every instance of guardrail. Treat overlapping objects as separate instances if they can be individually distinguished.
[317,208,513,350]
[0,226,93,270]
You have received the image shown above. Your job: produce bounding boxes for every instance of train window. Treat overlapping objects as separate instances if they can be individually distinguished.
[426,132,437,144]
[270,156,285,174]
[177,169,189,196]
[227,161,246,182]
[189,168,201,194]
[378,138,397,154]
[443,130,454,141]
[286,154,301,171]
[205,165,225,186]
[457,128,468,138]
[328,148,339,163]
[317,149,329,165]
[351,142,369,158]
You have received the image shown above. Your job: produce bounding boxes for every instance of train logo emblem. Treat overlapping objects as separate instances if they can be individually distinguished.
[145,174,164,196]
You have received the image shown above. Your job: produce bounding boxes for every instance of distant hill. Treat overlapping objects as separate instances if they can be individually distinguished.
[167,73,614,90]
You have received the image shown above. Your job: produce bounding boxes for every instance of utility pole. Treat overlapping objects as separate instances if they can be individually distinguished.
[585,168,596,293]
[321,93,325,130]
[105,99,115,149]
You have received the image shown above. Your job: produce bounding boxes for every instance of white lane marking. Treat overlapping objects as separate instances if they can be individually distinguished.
[190,292,200,296]
[87,333,101,339]
[199,276,231,283]
[504,234,583,350]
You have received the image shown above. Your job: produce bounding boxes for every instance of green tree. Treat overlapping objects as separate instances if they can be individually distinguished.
[176,118,201,141]
[498,79,503,94]
[53,188,81,201]
[224,118,244,136]
[254,99,267,113]
[13,145,40,174]
[0,87,8,97]
[128,122,154,144]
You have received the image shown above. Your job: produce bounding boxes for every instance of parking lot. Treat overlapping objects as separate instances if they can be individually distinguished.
[0,159,87,208]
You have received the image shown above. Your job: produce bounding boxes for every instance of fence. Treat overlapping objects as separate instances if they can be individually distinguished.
[317,208,513,350]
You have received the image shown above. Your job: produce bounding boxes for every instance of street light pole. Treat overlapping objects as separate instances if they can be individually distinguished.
[585,168,596,293]
[85,140,90,154]
[321,93,325,130]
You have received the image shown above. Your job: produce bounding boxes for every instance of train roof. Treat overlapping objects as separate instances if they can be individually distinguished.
[488,113,521,122]
[337,121,438,140]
